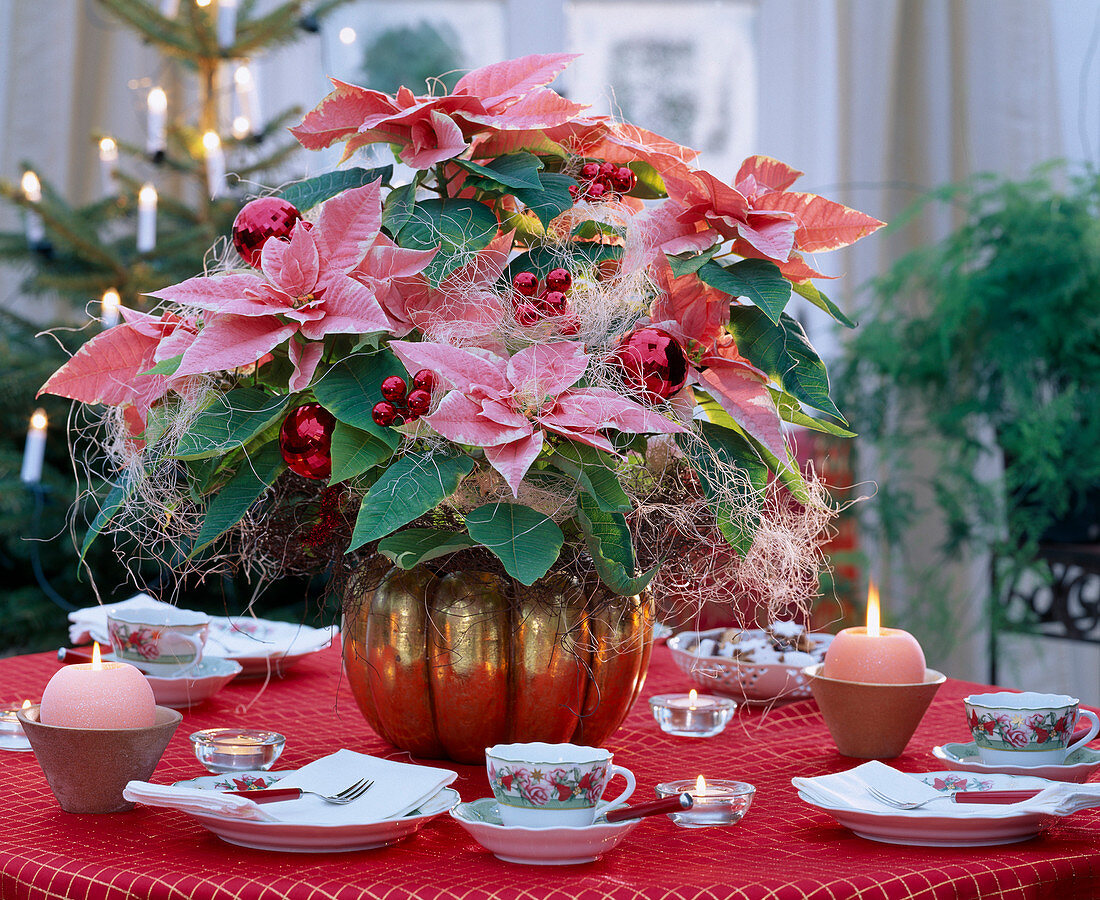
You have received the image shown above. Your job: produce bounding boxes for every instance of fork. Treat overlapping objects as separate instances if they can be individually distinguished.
[865,786,955,810]
[865,785,1043,809]
[225,778,374,805]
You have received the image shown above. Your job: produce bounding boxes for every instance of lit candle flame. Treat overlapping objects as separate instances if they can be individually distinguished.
[866,581,880,637]
[30,409,47,432]
[696,774,707,796]
[231,116,251,140]
[91,642,103,670]
[234,65,253,88]
[202,131,222,154]
[102,287,120,318]
[99,137,117,156]
[21,700,31,709]
[688,688,698,708]
[147,86,167,115]
[21,171,41,202]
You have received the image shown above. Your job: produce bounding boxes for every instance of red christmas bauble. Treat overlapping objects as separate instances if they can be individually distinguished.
[546,267,572,293]
[580,162,601,181]
[587,181,607,200]
[539,291,568,315]
[412,369,436,392]
[380,375,408,402]
[232,197,304,267]
[512,271,540,297]
[515,302,542,326]
[372,401,400,427]
[598,161,617,178]
[279,403,336,479]
[612,167,637,193]
[407,389,432,416]
[611,327,689,401]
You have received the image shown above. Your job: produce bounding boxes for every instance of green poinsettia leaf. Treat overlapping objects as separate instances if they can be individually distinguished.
[727,305,845,422]
[174,388,289,460]
[455,152,544,191]
[377,528,480,569]
[348,450,474,550]
[190,442,285,556]
[139,354,183,378]
[381,181,418,237]
[575,493,657,596]
[665,245,721,279]
[511,172,577,230]
[571,220,626,240]
[770,388,856,438]
[278,166,393,212]
[548,441,632,513]
[465,502,563,586]
[80,476,136,562]
[312,351,407,449]
[395,198,499,286]
[328,422,393,485]
[678,422,767,556]
[627,160,667,199]
[792,280,857,329]
[698,258,792,323]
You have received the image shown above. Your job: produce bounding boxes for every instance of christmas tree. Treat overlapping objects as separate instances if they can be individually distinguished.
[0,0,351,651]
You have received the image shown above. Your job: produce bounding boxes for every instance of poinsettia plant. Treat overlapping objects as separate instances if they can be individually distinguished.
[42,54,882,609]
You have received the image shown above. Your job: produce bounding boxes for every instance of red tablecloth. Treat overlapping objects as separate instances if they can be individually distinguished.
[1,642,1098,900]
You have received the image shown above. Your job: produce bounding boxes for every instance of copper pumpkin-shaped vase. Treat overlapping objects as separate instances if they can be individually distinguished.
[342,560,655,764]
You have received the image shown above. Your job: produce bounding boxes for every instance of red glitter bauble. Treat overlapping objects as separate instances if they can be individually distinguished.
[372,401,399,427]
[539,291,568,315]
[611,327,689,401]
[380,375,407,402]
[612,166,637,193]
[512,271,540,297]
[546,267,572,293]
[232,197,304,267]
[412,369,436,392]
[407,389,432,416]
[279,403,336,480]
[580,162,601,181]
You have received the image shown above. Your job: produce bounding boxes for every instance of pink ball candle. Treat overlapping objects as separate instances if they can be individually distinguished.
[822,584,926,684]
[39,644,156,729]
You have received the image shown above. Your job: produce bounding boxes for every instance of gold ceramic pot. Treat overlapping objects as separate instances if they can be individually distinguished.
[342,561,654,764]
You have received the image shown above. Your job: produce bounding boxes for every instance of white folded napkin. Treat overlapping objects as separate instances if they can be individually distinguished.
[69,595,337,659]
[124,749,457,826]
[792,760,1100,817]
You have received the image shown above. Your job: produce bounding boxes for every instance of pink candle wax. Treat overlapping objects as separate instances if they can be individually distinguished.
[39,645,156,729]
[822,583,926,684]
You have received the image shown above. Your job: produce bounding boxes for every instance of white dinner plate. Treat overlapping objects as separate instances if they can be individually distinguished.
[798,771,1058,846]
[932,741,1100,783]
[450,797,641,865]
[173,770,458,852]
[145,658,243,708]
[203,619,336,678]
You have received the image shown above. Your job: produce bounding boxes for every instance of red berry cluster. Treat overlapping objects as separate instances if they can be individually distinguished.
[510,267,578,333]
[371,369,436,427]
[569,160,638,202]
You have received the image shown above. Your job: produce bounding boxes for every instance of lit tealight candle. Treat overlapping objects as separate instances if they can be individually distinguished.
[20,408,47,484]
[203,131,226,198]
[0,700,33,738]
[137,183,158,252]
[39,643,156,729]
[20,170,46,247]
[822,582,926,684]
[98,137,118,193]
[146,87,167,158]
[101,288,121,328]
[655,775,756,827]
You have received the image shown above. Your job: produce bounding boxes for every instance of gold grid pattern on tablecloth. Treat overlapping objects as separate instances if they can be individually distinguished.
[1,645,1099,899]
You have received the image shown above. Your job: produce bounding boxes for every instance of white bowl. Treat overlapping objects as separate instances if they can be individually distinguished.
[144,657,243,708]
[667,627,832,704]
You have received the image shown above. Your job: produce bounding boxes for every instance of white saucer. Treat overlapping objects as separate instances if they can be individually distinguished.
[798,771,1059,846]
[144,658,243,708]
[450,798,641,865]
[173,770,458,852]
[0,732,32,752]
[932,741,1100,783]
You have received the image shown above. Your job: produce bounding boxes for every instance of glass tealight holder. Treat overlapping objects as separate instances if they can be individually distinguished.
[0,701,34,751]
[190,729,285,773]
[649,692,736,737]
[655,779,756,827]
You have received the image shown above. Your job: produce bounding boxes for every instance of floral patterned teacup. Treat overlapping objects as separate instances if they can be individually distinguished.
[107,607,210,677]
[964,692,1100,766]
[485,741,636,828]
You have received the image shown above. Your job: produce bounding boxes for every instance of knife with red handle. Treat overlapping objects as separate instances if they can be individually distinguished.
[223,788,305,804]
[953,790,1044,804]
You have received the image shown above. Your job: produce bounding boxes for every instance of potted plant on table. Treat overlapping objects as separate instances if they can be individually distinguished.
[840,165,1100,646]
[40,54,883,763]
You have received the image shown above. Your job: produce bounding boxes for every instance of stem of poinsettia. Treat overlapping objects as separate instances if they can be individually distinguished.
[435,163,449,198]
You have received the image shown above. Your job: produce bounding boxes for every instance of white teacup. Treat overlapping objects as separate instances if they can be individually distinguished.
[486,741,636,828]
[107,607,209,677]
[964,691,1100,767]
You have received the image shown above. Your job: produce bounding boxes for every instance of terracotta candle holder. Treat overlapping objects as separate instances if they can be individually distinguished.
[18,704,182,814]
[803,664,946,759]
